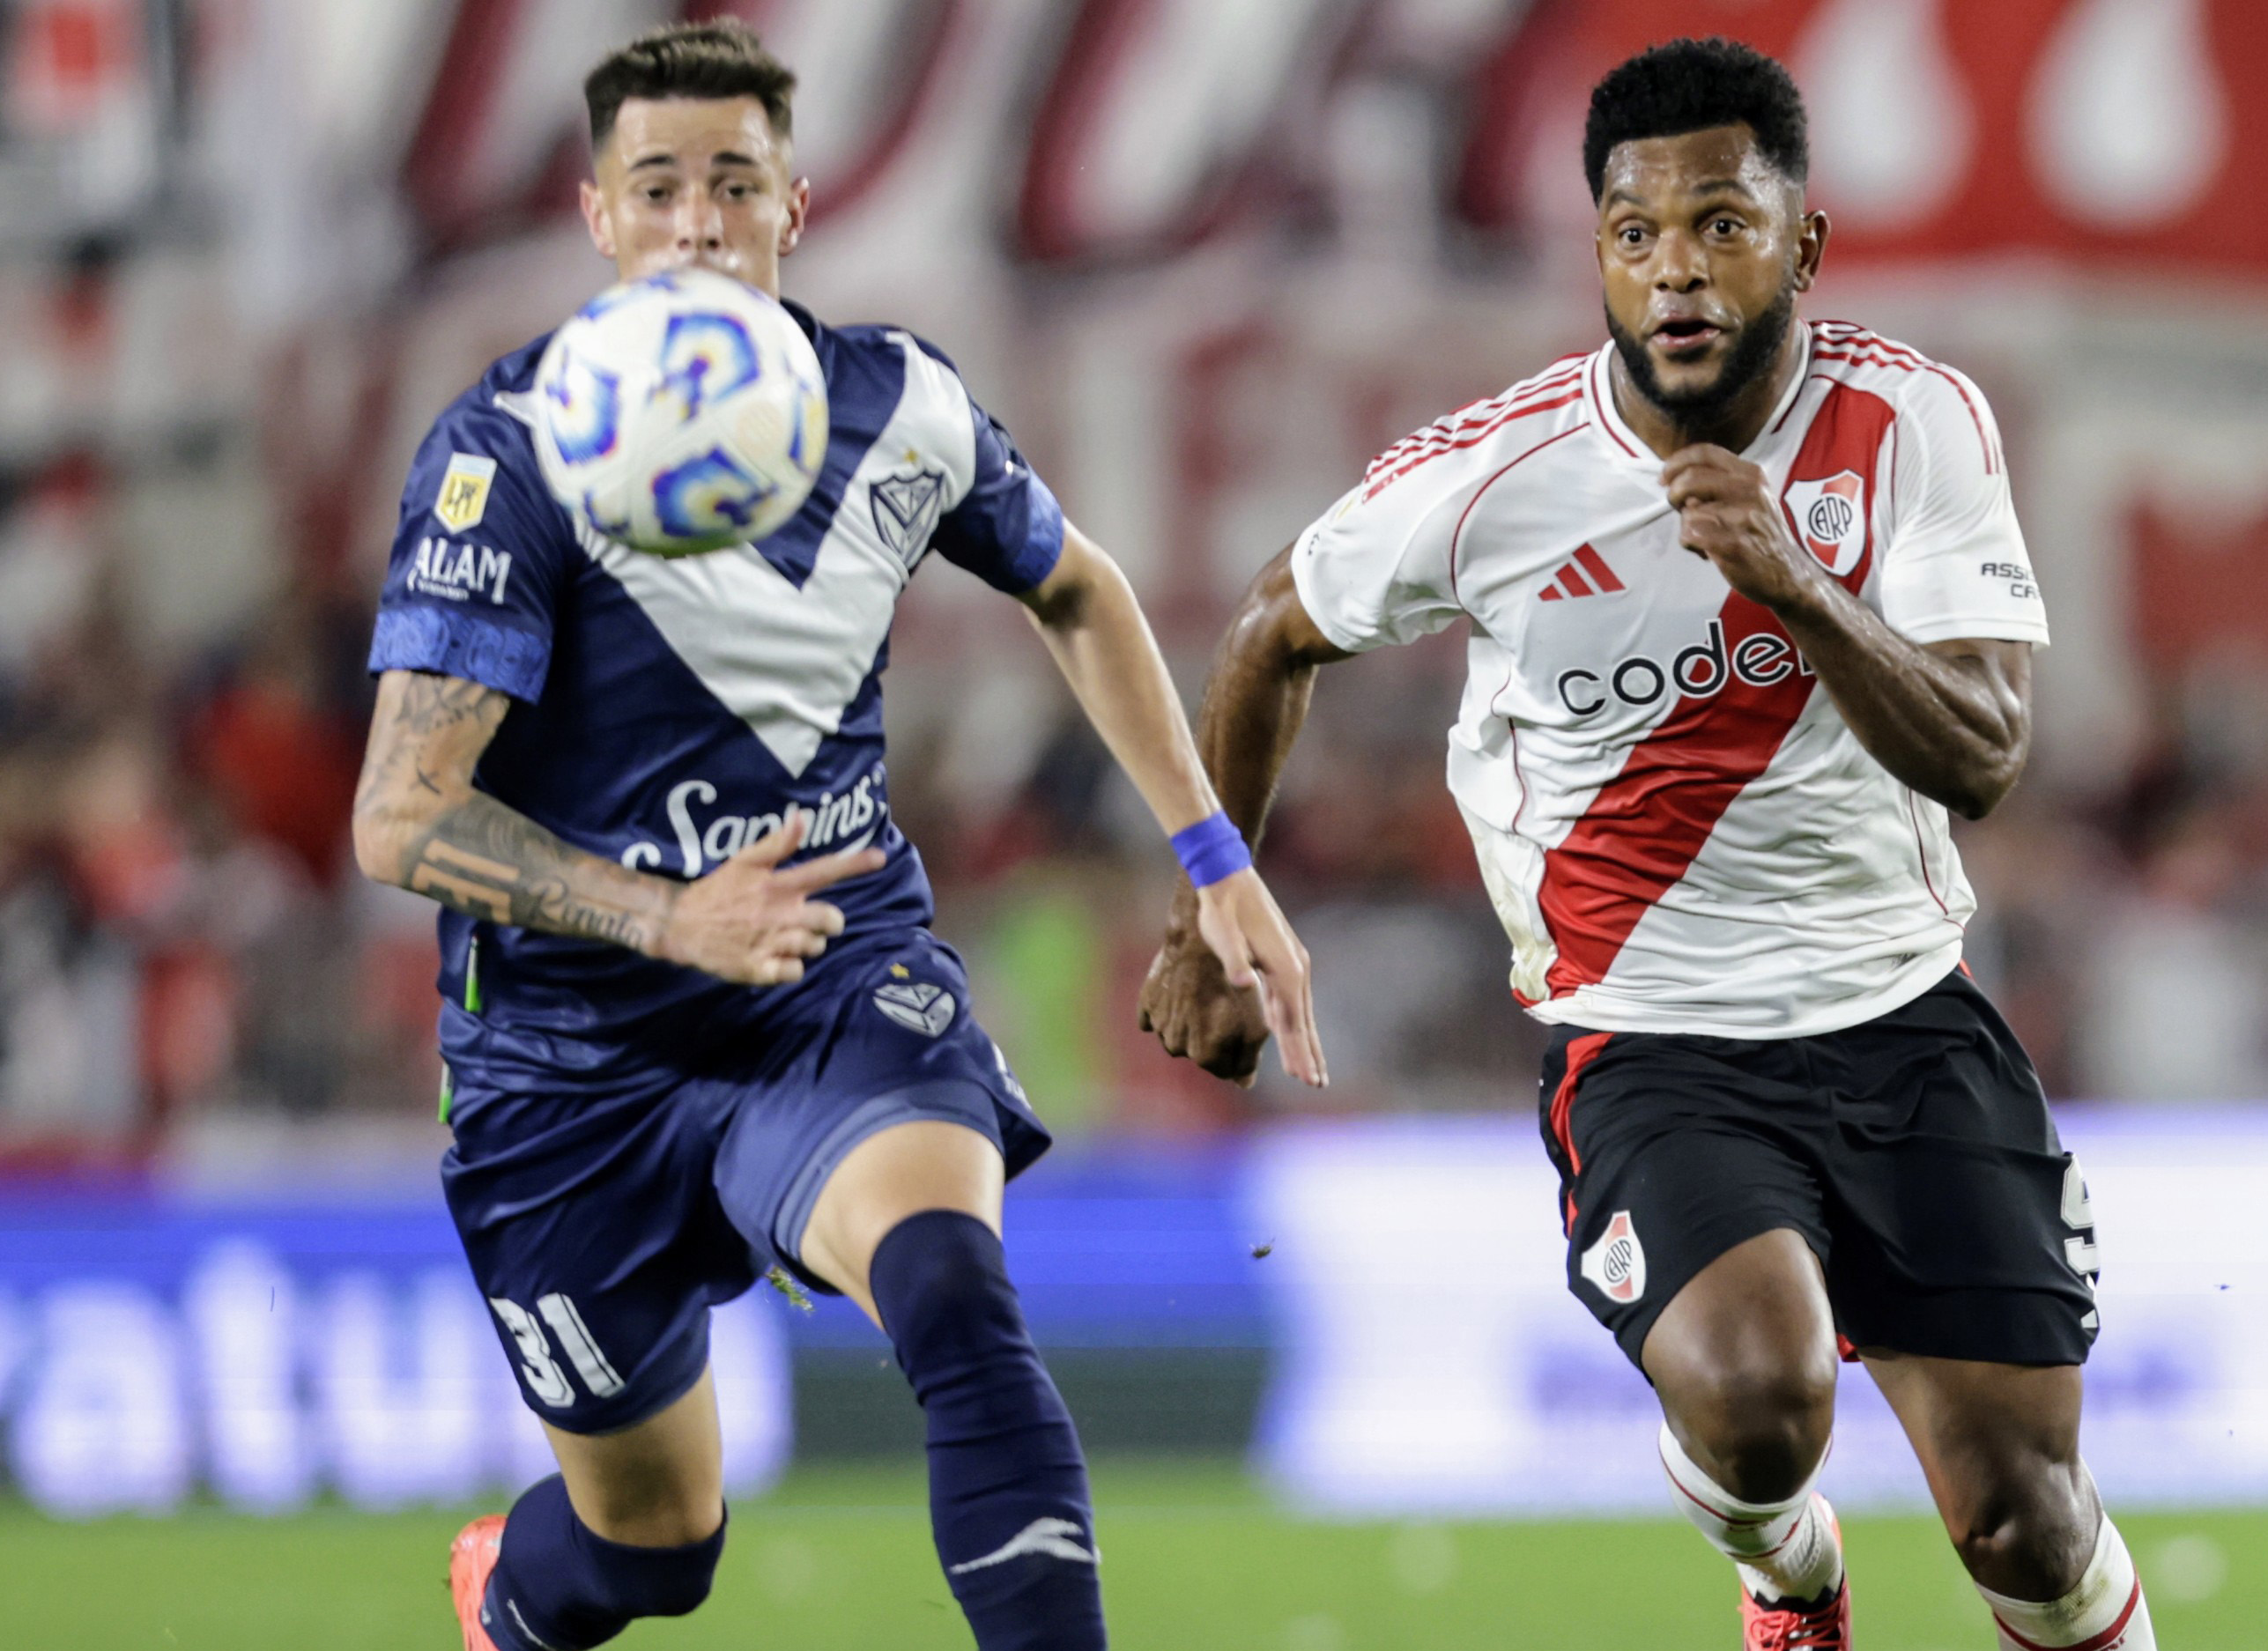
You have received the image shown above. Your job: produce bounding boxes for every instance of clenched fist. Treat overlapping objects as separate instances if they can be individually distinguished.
[1138,870,1326,1089]
[1663,445,1835,613]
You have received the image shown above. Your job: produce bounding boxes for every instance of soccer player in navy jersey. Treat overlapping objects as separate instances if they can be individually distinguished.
[352,22,1324,1651]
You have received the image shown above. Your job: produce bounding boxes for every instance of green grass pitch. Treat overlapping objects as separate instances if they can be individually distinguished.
[10,1461,2260,1649]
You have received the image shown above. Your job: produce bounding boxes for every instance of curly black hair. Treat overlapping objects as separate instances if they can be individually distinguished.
[1582,38,1808,203]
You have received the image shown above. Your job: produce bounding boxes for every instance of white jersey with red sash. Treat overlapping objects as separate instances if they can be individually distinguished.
[1291,322,2048,1037]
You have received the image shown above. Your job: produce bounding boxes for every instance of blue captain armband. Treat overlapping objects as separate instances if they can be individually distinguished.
[1171,811,1252,888]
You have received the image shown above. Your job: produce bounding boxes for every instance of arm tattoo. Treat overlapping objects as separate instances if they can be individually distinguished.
[359,672,675,955]
[406,792,671,952]
[396,673,500,736]
[354,675,508,818]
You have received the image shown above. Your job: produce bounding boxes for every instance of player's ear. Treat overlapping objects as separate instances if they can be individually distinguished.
[1793,206,1829,292]
[779,176,812,258]
[581,179,618,260]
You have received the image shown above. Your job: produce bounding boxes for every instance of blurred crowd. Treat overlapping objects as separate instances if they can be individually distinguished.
[3,0,2265,1164]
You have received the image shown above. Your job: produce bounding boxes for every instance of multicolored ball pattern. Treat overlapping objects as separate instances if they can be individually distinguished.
[532,269,828,558]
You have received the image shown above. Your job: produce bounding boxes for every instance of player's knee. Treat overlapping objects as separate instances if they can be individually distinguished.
[868,1210,1036,1391]
[1945,1459,2095,1596]
[1713,1419,1831,1505]
[1672,1360,1837,1502]
[607,1494,727,1554]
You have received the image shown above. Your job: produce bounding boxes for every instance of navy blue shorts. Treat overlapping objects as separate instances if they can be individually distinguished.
[439,927,1049,1435]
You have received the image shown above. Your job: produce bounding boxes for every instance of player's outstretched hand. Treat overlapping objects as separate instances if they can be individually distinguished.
[656,813,886,986]
[1138,872,1328,1089]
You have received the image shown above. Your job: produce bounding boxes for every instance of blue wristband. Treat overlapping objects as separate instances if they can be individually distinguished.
[1171,811,1252,888]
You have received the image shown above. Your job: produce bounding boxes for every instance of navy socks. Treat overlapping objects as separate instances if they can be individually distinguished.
[483,1474,723,1651]
[870,1209,1108,1651]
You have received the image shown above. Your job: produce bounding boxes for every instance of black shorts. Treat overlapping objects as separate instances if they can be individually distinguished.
[1538,967,2100,1372]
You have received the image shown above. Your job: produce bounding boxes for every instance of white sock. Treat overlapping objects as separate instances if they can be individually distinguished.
[1977,1515,2154,1650]
[1657,1421,1844,1604]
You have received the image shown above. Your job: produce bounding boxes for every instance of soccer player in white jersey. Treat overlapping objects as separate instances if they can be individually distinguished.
[352,22,1323,1651]
[1141,37,2152,1651]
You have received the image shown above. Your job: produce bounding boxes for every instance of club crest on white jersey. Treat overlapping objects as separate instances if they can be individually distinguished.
[1784,470,1867,574]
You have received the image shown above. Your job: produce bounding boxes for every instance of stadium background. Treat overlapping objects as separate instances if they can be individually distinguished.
[1,0,2264,1646]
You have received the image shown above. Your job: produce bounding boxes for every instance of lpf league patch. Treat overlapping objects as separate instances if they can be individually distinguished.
[1580,1210,1648,1304]
[435,453,499,533]
[874,978,957,1038]
[1783,470,1866,575]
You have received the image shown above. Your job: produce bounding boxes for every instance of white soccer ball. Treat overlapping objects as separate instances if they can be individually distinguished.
[531,268,829,557]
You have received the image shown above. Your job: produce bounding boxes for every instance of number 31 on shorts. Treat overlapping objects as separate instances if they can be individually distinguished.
[490,1293,627,1407]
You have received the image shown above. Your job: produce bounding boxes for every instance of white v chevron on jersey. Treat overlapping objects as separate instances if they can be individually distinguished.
[372,298,1064,1046]
[500,333,977,779]
[581,522,902,780]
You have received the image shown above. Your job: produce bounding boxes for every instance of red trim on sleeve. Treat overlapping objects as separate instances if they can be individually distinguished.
[1366,385,1584,500]
[1812,323,1997,473]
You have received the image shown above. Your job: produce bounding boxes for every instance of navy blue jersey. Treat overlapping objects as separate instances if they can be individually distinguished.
[369,301,1064,1067]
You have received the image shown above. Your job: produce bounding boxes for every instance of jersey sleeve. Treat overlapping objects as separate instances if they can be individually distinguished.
[906,340,1065,595]
[1878,370,2049,648]
[1288,471,1464,653]
[931,395,1065,594]
[367,408,573,702]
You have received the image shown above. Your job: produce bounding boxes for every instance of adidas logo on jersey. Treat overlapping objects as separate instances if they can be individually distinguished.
[1537,544,1626,602]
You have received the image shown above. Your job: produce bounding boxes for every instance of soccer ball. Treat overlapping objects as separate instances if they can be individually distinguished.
[531,268,829,557]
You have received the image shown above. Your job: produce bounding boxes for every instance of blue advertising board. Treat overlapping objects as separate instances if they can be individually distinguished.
[0,1113,2262,1517]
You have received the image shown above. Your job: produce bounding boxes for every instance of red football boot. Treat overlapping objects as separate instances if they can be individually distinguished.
[448,1514,508,1651]
[1739,1497,1851,1649]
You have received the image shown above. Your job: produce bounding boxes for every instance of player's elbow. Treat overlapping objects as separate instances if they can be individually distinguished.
[1945,744,2026,821]
[350,807,406,886]
[1227,553,1342,675]
[1017,524,1121,631]
[1946,787,1997,824]
[350,788,430,887]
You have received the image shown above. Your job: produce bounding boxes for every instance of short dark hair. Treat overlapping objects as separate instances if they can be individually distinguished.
[1582,38,1807,203]
[584,20,797,152]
